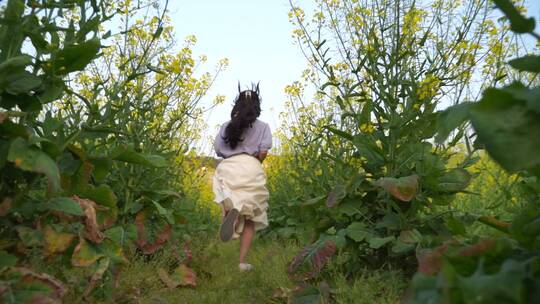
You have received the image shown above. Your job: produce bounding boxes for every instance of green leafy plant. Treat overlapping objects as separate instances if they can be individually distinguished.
[0,0,218,301]
[407,0,540,302]
[266,0,519,277]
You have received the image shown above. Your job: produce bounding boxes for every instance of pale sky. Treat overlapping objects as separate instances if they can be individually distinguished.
[170,0,313,153]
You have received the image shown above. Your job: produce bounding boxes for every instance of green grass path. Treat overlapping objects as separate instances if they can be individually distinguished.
[113,238,405,304]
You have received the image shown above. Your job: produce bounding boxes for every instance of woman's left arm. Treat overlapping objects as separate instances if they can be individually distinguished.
[257,150,268,163]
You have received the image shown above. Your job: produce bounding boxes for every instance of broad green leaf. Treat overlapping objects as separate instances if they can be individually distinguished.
[435,102,472,144]
[368,236,395,249]
[376,213,403,230]
[0,121,29,138]
[0,250,18,268]
[37,77,65,103]
[505,84,540,114]
[104,226,125,245]
[152,200,174,224]
[445,216,467,235]
[508,55,540,73]
[0,55,32,74]
[89,158,112,183]
[345,222,371,242]
[469,87,540,173]
[493,0,536,34]
[48,197,84,216]
[302,194,326,206]
[391,239,415,254]
[110,145,167,167]
[326,126,354,141]
[457,260,525,303]
[7,138,60,192]
[98,239,127,264]
[374,175,419,202]
[438,168,471,193]
[55,38,101,74]
[3,70,42,95]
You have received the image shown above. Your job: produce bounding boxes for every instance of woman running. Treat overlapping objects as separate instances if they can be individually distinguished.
[212,83,272,272]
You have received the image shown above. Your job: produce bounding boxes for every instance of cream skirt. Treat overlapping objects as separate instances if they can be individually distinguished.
[212,154,269,239]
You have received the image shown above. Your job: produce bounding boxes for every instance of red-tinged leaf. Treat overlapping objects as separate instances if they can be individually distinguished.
[326,184,346,208]
[72,196,105,244]
[478,216,510,233]
[183,243,193,264]
[374,175,419,202]
[172,242,193,264]
[158,268,177,289]
[271,285,303,301]
[288,239,337,280]
[135,211,147,249]
[416,244,448,275]
[12,267,67,300]
[0,197,12,216]
[158,264,197,288]
[135,211,172,255]
[43,225,75,256]
[172,264,197,287]
[83,257,110,299]
[72,237,105,267]
[458,239,496,257]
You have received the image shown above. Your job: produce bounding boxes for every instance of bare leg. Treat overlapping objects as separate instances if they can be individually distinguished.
[239,219,255,264]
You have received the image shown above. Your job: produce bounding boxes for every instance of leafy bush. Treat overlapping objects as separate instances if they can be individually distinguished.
[0,0,220,301]
[266,0,521,276]
[407,1,540,302]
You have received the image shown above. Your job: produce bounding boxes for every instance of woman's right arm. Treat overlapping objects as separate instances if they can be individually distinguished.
[257,123,272,163]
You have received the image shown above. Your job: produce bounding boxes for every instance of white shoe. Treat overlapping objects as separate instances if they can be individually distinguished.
[239,263,253,272]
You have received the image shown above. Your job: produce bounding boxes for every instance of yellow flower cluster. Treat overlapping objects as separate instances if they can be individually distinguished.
[284,82,303,97]
[288,7,305,23]
[360,122,375,134]
[324,0,341,8]
[417,74,441,100]
[403,8,426,36]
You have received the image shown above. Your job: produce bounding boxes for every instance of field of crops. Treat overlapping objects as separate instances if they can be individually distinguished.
[0,0,539,303]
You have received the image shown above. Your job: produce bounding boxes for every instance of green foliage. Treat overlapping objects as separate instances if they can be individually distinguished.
[407,2,540,303]
[0,0,220,301]
[266,0,508,277]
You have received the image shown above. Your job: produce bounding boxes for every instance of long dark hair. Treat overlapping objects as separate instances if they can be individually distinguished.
[224,83,262,149]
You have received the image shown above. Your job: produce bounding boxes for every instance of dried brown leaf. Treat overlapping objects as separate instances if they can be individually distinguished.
[135,211,172,255]
[14,267,67,300]
[72,196,105,244]
[0,197,12,216]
